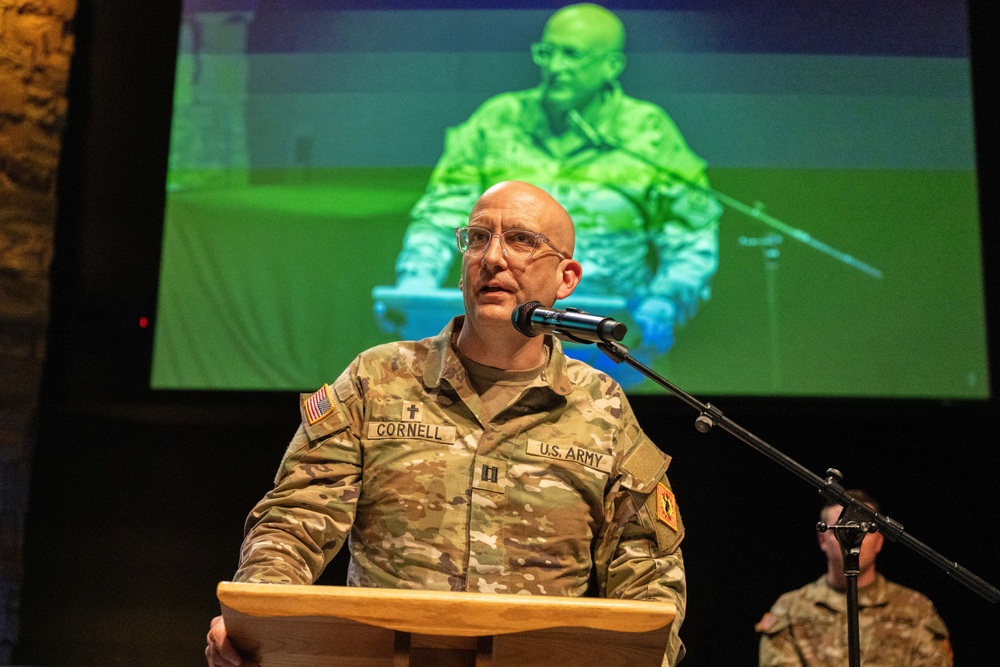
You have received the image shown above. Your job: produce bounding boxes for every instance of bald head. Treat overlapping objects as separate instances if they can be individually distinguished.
[543,3,625,53]
[471,181,576,258]
[535,4,626,114]
[457,181,582,366]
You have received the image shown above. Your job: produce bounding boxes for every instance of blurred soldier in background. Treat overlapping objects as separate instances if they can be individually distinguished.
[756,491,953,666]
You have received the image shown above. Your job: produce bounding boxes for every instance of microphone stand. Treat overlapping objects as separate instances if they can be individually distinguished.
[818,502,878,666]
[738,232,783,389]
[594,338,1000,667]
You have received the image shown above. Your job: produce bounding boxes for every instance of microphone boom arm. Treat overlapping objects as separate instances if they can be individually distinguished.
[679,175,883,280]
[567,109,883,280]
[596,338,999,604]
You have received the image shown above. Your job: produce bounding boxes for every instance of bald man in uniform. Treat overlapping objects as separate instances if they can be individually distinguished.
[207,181,689,666]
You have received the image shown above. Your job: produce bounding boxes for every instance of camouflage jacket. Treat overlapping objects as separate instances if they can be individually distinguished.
[235,317,687,664]
[395,82,721,317]
[756,575,952,667]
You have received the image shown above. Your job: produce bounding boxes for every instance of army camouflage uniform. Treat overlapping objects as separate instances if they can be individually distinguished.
[235,317,688,665]
[395,82,722,322]
[756,574,953,666]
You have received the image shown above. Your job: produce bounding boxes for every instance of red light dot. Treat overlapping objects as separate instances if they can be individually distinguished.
[139,316,149,329]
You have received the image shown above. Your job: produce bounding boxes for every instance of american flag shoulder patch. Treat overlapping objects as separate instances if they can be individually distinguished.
[304,384,334,425]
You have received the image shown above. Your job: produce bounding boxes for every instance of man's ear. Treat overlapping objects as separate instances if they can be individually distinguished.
[603,52,626,80]
[555,259,583,301]
[869,531,885,555]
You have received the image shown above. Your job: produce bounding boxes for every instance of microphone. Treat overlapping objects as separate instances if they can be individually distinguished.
[567,109,611,149]
[511,301,627,344]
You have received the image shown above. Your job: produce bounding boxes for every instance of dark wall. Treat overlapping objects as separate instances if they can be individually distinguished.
[14,0,1000,664]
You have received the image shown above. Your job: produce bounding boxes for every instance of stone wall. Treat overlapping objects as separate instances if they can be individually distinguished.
[0,0,77,660]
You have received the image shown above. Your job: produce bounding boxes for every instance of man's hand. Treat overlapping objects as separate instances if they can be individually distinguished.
[632,297,676,354]
[205,615,258,667]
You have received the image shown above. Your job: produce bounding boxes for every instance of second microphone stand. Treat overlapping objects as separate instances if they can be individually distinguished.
[592,338,998,667]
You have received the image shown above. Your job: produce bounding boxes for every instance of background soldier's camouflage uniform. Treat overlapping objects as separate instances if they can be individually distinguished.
[395,83,722,321]
[756,574,953,666]
[235,317,688,665]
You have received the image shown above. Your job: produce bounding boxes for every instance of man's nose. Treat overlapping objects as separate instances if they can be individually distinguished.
[481,234,507,268]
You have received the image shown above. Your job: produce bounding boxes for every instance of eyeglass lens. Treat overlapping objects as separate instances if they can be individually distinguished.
[460,228,540,258]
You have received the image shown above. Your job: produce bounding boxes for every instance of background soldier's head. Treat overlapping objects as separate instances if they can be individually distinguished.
[819,490,886,589]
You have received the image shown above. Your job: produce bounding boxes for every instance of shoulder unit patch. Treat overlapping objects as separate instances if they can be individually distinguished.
[656,482,678,532]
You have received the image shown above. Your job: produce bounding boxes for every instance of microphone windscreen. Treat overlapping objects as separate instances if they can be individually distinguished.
[511,301,542,336]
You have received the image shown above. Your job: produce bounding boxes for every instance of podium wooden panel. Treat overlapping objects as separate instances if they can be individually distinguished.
[219,582,675,667]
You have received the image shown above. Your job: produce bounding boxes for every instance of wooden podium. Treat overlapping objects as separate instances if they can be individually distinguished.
[218,582,675,667]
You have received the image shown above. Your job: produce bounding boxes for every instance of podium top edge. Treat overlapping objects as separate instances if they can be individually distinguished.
[218,582,675,635]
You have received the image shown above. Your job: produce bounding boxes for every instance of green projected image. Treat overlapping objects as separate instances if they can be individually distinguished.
[152,2,988,398]
[392,5,722,391]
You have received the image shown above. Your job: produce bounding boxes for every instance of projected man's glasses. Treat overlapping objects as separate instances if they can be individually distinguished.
[455,227,568,261]
[531,42,612,67]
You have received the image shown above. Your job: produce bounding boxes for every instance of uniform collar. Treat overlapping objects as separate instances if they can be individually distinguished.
[522,81,624,146]
[811,573,890,612]
[423,316,573,397]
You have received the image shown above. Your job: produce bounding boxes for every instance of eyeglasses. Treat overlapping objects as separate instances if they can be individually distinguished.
[531,42,613,67]
[455,227,568,261]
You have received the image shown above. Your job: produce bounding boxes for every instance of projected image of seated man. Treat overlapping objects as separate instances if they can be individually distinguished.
[390,3,722,384]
